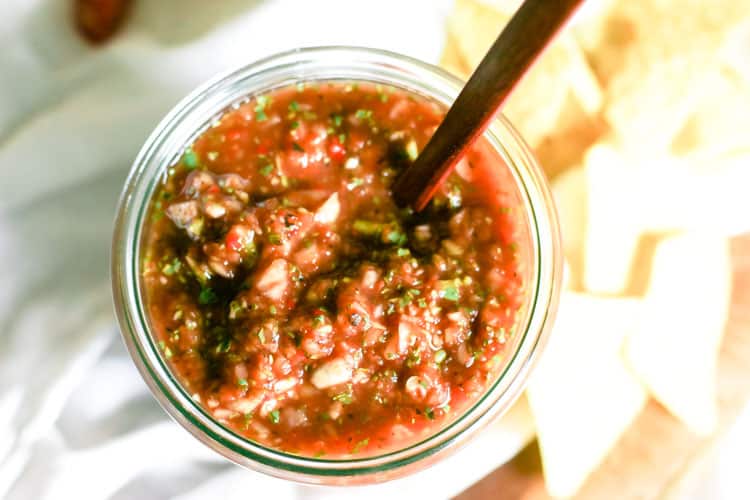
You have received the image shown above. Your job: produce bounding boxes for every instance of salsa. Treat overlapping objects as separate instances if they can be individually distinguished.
[141,82,527,457]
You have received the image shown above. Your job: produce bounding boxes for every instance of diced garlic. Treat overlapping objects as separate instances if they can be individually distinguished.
[314,193,340,225]
[405,376,428,399]
[344,157,360,169]
[255,259,289,301]
[204,201,227,219]
[274,377,298,394]
[311,358,353,389]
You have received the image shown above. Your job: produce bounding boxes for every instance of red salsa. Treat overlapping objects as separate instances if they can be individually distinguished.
[142,82,528,457]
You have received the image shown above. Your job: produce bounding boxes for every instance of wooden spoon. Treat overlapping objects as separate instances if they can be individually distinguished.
[392,0,585,210]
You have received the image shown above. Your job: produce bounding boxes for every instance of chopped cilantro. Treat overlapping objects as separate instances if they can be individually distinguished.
[352,438,369,453]
[405,139,419,161]
[347,177,364,190]
[255,95,269,121]
[440,282,460,302]
[269,409,280,424]
[332,114,343,127]
[333,391,354,405]
[313,314,326,327]
[352,219,382,236]
[396,248,410,257]
[355,109,372,120]
[162,257,181,276]
[424,407,435,420]
[434,349,447,363]
[406,349,421,368]
[268,232,282,245]
[183,148,199,169]
[292,142,305,152]
[290,120,300,130]
[386,229,407,246]
[215,337,232,354]
[187,218,204,237]
[198,286,218,305]
[288,100,299,112]
[238,378,248,388]
[243,413,254,429]
[259,162,274,176]
[399,288,420,308]
[158,340,173,359]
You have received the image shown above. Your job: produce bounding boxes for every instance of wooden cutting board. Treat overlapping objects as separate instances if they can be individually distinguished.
[457,235,750,500]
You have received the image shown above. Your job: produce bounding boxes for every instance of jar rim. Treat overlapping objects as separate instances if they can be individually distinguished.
[111,45,561,484]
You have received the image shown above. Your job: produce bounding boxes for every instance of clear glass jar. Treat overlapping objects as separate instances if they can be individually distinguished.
[111,46,562,485]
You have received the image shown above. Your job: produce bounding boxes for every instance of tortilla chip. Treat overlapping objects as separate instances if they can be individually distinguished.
[535,97,609,180]
[552,167,587,292]
[581,145,642,294]
[562,41,604,116]
[581,142,749,295]
[445,0,602,149]
[605,57,716,153]
[578,0,749,152]
[446,0,507,70]
[671,68,750,157]
[507,39,600,148]
[636,151,750,237]
[528,292,647,498]
[625,233,731,436]
[718,19,750,82]
[439,32,471,79]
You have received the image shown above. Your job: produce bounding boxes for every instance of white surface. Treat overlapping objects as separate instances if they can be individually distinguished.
[0,1,535,499]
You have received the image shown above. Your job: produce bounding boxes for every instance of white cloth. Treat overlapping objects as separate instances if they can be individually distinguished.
[0,2,534,498]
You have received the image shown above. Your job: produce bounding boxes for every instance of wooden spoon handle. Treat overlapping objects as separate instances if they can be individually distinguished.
[392,0,585,210]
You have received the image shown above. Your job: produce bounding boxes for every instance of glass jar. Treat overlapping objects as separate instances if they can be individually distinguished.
[111,46,562,485]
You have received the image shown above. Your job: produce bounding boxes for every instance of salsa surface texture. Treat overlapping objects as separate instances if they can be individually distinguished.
[142,82,528,457]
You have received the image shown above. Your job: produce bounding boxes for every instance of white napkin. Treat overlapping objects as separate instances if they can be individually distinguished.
[0,1,535,498]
